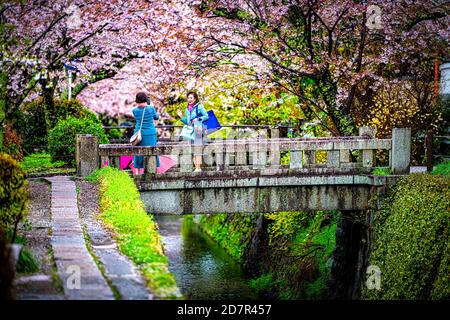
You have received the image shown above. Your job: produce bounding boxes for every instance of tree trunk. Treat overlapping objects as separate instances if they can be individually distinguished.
[41,80,57,128]
[318,73,358,136]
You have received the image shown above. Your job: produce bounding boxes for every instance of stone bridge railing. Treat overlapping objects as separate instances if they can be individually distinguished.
[76,127,411,177]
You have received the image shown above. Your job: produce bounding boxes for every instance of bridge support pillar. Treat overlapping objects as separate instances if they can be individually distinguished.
[76,134,99,177]
[327,210,369,299]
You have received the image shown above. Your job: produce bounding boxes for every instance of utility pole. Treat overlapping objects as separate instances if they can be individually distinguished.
[64,60,79,100]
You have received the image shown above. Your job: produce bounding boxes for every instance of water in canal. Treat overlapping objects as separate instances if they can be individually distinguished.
[154,215,257,300]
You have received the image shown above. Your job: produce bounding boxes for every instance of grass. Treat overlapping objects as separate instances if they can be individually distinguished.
[47,246,64,293]
[91,166,179,299]
[372,167,391,176]
[432,160,450,175]
[16,248,40,274]
[20,152,68,174]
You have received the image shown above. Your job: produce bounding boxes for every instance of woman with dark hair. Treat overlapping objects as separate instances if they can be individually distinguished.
[132,92,159,175]
[176,91,209,172]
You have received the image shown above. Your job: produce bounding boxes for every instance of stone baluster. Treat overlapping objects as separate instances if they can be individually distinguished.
[391,128,411,174]
[76,134,99,177]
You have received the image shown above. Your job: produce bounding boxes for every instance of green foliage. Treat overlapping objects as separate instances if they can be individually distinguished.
[48,117,108,166]
[20,152,66,174]
[263,211,337,299]
[0,153,28,240]
[250,273,276,296]
[17,98,99,153]
[16,248,40,274]
[198,213,256,261]
[106,128,122,140]
[96,166,179,298]
[372,167,392,176]
[200,209,337,299]
[362,174,450,300]
[265,211,311,244]
[432,160,450,175]
[84,168,103,183]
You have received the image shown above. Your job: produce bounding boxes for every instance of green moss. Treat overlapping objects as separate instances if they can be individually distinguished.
[96,166,179,298]
[362,173,450,300]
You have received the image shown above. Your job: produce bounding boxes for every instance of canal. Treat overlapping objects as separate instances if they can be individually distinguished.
[154,215,257,300]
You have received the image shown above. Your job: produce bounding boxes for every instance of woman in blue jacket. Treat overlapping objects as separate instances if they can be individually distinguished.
[176,91,208,172]
[132,92,159,175]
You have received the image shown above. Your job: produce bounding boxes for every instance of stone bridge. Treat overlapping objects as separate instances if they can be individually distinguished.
[76,127,411,214]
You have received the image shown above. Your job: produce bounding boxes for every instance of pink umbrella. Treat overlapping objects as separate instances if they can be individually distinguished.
[120,156,134,170]
[119,155,177,174]
[157,155,178,174]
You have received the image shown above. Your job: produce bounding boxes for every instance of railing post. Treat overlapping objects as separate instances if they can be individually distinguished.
[268,128,280,166]
[391,128,411,174]
[251,141,267,169]
[304,150,316,166]
[327,149,340,168]
[76,134,99,177]
[359,126,376,167]
[145,156,157,174]
[235,140,248,167]
[340,149,350,163]
[180,144,193,172]
[290,149,303,169]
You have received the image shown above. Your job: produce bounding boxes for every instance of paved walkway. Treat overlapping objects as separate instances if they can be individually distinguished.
[48,176,151,300]
[49,176,115,299]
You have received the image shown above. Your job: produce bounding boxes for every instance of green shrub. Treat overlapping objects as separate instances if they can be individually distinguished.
[250,273,276,296]
[106,128,122,140]
[17,98,99,153]
[432,160,450,175]
[16,248,40,274]
[362,173,450,299]
[0,153,28,242]
[50,99,98,126]
[48,117,108,166]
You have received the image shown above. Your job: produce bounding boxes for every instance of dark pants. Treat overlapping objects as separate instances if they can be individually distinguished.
[134,134,159,169]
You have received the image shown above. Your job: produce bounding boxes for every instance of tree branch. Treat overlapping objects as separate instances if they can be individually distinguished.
[24,13,68,54]
[48,22,109,69]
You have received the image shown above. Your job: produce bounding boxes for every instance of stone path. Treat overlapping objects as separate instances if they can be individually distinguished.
[48,176,115,300]
[47,176,152,300]
[78,182,152,300]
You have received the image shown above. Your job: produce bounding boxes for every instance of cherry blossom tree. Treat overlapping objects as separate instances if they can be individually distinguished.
[198,0,449,135]
[1,0,448,147]
[0,0,226,121]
